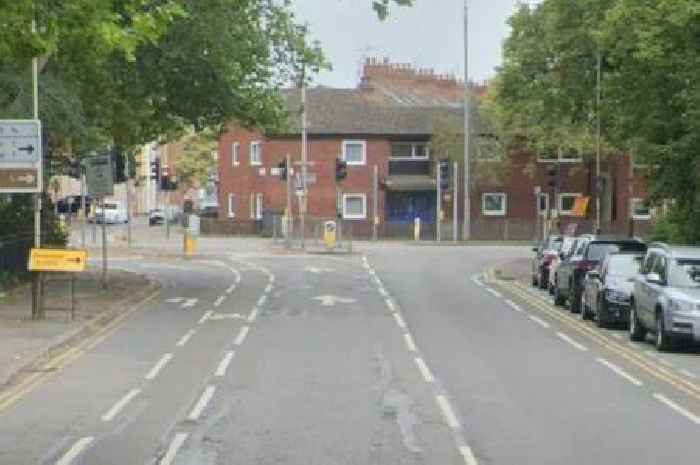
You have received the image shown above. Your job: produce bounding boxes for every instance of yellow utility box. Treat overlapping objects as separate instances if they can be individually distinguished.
[323,221,337,250]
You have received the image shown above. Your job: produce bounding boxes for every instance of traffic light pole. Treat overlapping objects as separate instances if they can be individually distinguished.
[80,172,87,248]
[372,165,378,242]
[436,160,441,242]
[286,153,292,251]
[125,155,132,247]
[31,19,43,319]
[453,161,458,242]
[300,73,308,251]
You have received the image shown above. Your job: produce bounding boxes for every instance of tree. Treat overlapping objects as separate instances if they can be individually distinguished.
[175,129,218,189]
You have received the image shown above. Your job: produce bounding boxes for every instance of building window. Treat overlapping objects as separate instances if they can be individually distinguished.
[390,142,429,160]
[482,193,507,216]
[227,193,236,218]
[250,141,262,166]
[559,193,581,215]
[231,142,240,167]
[256,193,263,220]
[631,198,651,220]
[538,192,549,215]
[537,147,583,163]
[342,193,367,219]
[342,140,366,165]
[249,193,255,219]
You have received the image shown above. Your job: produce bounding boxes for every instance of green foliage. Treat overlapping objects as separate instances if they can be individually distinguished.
[176,129,218,188]
[372,0,414,20]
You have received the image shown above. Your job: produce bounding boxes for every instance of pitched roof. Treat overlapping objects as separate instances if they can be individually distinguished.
[274,88,463,137]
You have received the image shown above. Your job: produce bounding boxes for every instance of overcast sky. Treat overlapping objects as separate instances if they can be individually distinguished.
[292,0,533,88]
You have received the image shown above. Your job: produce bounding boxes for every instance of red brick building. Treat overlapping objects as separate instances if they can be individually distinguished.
[216,59,654,240]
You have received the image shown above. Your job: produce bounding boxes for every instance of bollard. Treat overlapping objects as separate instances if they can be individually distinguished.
[414,217,421,241]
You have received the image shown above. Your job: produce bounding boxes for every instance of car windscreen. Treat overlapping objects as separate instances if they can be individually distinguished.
[586,242,645,261]
[607,254,642,276]
[546,237,563,251]
[102,204,118,210]
[670,259,700,287]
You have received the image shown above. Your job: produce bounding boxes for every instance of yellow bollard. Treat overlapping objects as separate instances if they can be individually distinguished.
[184,232,196,256]
[323,221,337,250]
[413,217,421,241]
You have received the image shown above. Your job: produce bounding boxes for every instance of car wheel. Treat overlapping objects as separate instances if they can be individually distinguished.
[655,313,673,352]
[532,273,538,287]
[569,287,581,314]
[629,303,646,342]
[595,297,607,328]
[539,270,548,290]
[548,283,555,296]
[580,293,592,320]
[554,283,565,306]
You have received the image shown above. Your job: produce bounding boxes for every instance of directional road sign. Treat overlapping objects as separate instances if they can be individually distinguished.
[84,154,114,197]
[0,120,42,193]
[28,248,88,272]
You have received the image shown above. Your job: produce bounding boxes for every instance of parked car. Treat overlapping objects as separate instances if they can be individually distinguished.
[630,243,700,351]
[531,235,563,289]
[199,205,219,218]
[554,235,646,313]
[92,200,127,224]
[581,252,644,326]
[548,236,577,294]
[149,209,166,226]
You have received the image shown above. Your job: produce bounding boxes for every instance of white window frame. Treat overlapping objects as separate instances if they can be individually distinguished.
[231,142,240,167]
[631,198,651,220]
[227,193,235,218]
[482,192,507,216]
[255,193,263,220]
[537,148,583,164]
[250,141,262,166]
[389,142,430,161]
[558,193,582,216]
[249,193,255,219]
[342,140,366,166]
[342,193,367,220]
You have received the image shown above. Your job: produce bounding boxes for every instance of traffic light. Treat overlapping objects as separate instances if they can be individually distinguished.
[278,160,287,180]
[335,159,347,181]
[160,165,170,190]
[151,159,161,181]
[439,159,450,191]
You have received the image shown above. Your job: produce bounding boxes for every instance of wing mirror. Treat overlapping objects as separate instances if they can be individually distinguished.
[646,272,663,285]
[532,246,538,252]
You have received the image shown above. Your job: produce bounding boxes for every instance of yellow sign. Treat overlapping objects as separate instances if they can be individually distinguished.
[571,196,590,217]
[28,249,87,272]
[323,221,337,250]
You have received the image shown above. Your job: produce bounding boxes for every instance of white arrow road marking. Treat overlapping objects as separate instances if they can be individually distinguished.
[215,351,235,377]
[234,326,250,345]
[158,433,188,465]
[166,297,184,303]
[188,385,216,421]
[653,393,700,425]
[101,388,141,422]
[145,354,173,380]
[198,310,213,324]
[56,437,94,465]
[176,329,196,347]
[313,295,357,306]
[213,296,225,307]
[181,298,198,308]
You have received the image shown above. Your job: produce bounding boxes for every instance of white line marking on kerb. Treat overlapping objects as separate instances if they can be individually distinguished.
[213,296,225,307]
[215,351,235,377]
[385,298,396,312]
[158,433,188,465]
[504,300,524,312]
[257,295,267,307]
[378,287,388,297]
[485,287,502,298]
[226,284,236,294]
[459,445,479,465]
[188,385,216,421]
[680,369,698,379]
[435,394,460,429]
[528,315,550,328]
[414,357,434,382]
[56,437,94,465]
[404,333,417,352]
[198,310,213,324]
[176,329,196,347]
[145,353,173,380]
[556,332,588,352]
[234,326,250,345]
[101,388,141,422]
[597,358,643,386]
[248,307,259,322]
[653,393,700,425]
[393,313,406,329]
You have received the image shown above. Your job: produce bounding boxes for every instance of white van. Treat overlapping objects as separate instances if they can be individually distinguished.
[94,200,128,224]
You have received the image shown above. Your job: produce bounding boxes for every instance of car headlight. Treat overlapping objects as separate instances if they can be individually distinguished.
[605,289,630,303]
[669,299,700,316]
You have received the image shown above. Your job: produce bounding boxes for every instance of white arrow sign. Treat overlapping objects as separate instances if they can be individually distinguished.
[313,295,357,307]
[305,266,335,274]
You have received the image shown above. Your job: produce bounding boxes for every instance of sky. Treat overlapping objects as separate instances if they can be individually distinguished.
[292,0,534,88]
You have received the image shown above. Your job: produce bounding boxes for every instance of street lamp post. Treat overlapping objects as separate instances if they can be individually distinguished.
[463,0,471,241]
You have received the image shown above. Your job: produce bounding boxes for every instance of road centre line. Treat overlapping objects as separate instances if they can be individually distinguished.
[198,310,213,324]
[188,385,216,421]
[435,394,461,429]
[225,284,236,294]
[653,393,700,425]
[101,388,141,422]
[414,357,435,382]
[215,351,236,377]
[385,298,396,312]
[378,287,388,297]
[248,307,259,322]
[597,358,643,386]
[56,437,94,465]
[176,329,196,347]
[158,433,189,465]
[213,296,226,307]
[459,445,479,465]
[404,333,417,352]
[504,299,524,312]
[393,313,407,329]
[556,332,588,352]
[145,353,173,380]
[485,287,502,298]
[234,326,250,346]
[257,295,267,306]
[528,315,551,329]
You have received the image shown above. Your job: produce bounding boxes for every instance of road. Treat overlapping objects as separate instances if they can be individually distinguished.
[0,240,699,464]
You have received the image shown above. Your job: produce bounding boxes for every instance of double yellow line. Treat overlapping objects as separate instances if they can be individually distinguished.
[492,276,700,403]
[0,288,161,415]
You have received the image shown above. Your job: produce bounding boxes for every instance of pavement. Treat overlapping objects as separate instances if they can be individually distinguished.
[0,222,699,464]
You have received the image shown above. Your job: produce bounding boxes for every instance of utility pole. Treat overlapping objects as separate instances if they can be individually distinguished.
[300,67,308,250]
[31,19,42,319]
[372,165,378,241]
[595,51,602,234]
[101,197,108,290]
[125,154,132,247]
[453,160,458,242]
[463,0,471,241]
[286,153,292,250]
[80,171,86,248]
[436,160,442,242]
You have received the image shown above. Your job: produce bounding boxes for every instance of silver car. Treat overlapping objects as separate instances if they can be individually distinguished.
[630,243,700,351]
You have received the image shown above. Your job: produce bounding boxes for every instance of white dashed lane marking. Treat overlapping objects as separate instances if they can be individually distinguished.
[248,307,259,322]
[198,310,213,324]
[653,393,700,425]
[56,437,94,465]
[145,353,173,380]
[680,369,698,379]
[158,433,188,465]
[435,394,460,429]
[234,326,250,346]
[404,333,417,352]
[176,329,196,347]
[101,388,141,422]
[257,295,267,307]
[393,313,407,329]
[504,300,524,312]
[528,315,550,329]
[556,332,588,352]
[215,351,235,377]
[485,287,502,298]
[385,298,396,312]
[181,298,198,308]
[414,357,435,383]
[596,358,643,386]
[188,385,216,421]
[213,296,225,307]
[460,445,479,465]
[264,284,272,294]
[225,284,236,294]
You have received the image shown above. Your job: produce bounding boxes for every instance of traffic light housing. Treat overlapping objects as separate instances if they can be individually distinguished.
[278,160,287,180]
[151,159,161,181]
[335,159,347,181]
[439,159,450,191]
[160,165,170,190]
